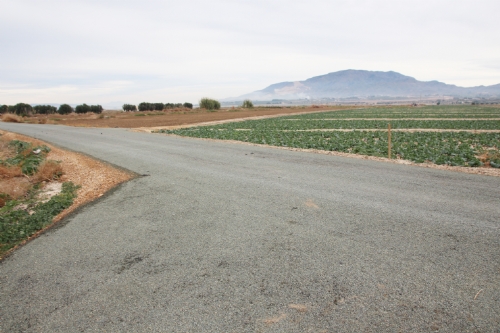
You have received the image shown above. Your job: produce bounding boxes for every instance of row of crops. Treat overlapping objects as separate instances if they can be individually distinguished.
[201,119,500,130]
[282,105,500,119]
[156,105,500,168]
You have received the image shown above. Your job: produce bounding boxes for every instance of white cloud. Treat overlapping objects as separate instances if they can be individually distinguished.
[1,0,499,106]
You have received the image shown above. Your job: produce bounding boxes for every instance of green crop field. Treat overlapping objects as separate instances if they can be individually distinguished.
[156,105,500,168]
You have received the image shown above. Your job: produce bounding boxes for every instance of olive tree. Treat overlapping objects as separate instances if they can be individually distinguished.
[122,104,137,112]
[89,105,103,114]
[12,103,33,116]
[58,104,73,115]
[75,104,91,114]
[33,105,57,114]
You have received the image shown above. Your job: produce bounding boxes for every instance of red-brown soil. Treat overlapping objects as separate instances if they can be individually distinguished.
[23,106,356,128]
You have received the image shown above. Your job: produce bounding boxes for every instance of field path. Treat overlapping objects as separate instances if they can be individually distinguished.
[0,123,499,332]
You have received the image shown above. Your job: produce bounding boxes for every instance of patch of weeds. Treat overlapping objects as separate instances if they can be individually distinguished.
[134,114,146,117]
[51,118,62,121]
[3,141,51,175]
[0,139,80,256]
[0,182,79,255]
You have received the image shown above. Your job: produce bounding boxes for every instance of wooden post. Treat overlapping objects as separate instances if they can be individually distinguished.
[388,123,392,159]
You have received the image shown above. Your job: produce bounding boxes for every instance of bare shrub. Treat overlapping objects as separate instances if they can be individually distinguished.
[33,160,63,182]
[199,98,221,110]
[241,100,254,108]
[2,114,22,123]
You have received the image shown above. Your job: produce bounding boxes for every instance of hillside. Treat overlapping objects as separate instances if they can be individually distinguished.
[229,70,500,101]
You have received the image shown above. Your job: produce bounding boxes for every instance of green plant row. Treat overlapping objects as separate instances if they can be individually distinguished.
[281,105,500,119]
[206,119,500,130]
[160,128,500,167]
[0,182,79,254]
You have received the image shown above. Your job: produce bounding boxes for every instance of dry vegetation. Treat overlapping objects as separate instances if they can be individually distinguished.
[0,131,134,219]
[0,131,135,258]
[1,114,22,123]
[0,136,63,203]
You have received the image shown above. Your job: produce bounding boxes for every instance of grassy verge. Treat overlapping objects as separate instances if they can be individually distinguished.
[0,182,78,254]
[0,138,79,256]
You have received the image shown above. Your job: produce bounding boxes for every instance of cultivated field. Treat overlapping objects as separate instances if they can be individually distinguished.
[158,105,500,168]
[21,105,353,128]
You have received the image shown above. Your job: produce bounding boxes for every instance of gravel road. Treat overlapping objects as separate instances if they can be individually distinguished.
[0,123,499,332]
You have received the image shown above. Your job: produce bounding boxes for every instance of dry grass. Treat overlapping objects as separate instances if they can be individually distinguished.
[0,178,31,200]
[0,141,17,161]
[2,114,22,123]
[32,160,63,182]
[0,165,23,179]
[0,134,63,205]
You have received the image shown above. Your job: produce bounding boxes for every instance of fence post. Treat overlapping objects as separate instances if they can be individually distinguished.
[388,123,392,159]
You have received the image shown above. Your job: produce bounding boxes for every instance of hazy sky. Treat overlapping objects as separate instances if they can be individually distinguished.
[1,0,499,107]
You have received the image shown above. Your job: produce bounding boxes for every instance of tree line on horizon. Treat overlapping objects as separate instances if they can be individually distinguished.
[123,102,194,112]
[0,103,103,116]
[1,98,252,116]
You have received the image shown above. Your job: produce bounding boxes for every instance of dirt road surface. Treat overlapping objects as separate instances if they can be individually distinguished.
[0,123,499,332]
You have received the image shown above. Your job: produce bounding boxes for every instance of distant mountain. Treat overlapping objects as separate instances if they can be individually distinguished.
[227,70,500,101]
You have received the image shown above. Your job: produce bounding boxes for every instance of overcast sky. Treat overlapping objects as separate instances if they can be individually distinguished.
[1,0,499,107]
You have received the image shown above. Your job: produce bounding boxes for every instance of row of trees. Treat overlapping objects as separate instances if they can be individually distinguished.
[0,103,103,116]
[75,104,103,114]
[125,102,193,112]
[198,98,253,110]
[122,104,137,112]
[131,98,253,111]
[1,98,254,116]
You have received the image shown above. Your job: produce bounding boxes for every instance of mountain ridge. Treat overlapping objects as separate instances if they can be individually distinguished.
[227,70,500,101]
